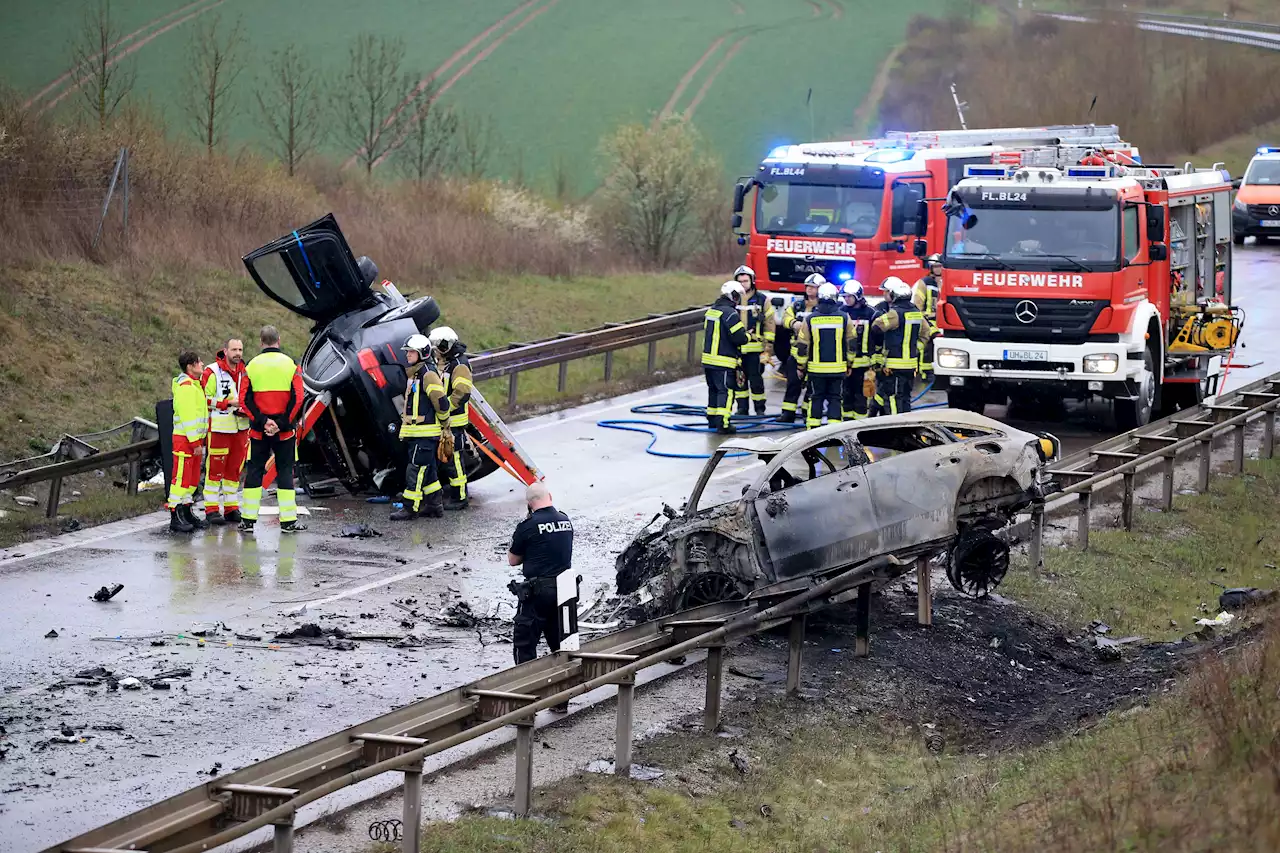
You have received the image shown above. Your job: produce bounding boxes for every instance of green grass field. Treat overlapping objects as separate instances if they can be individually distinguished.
[1,0,950,192]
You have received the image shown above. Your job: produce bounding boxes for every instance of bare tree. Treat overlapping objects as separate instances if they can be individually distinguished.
[69,0,137,129]
[398,94,457,183]
[552,155,575,203]
[254,45,325,176]
[338,35,421,176]
[182,14,244,156]
[457,113,497,179]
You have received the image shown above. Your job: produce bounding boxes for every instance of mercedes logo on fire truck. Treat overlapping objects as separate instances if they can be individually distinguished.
[1014,300,1039,324]
[1270,205,1279,217]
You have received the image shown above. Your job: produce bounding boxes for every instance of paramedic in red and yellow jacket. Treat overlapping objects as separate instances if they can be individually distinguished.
[201,338,250,526]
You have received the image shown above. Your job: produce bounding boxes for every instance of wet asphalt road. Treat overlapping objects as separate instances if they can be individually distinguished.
[0,242,1276,850]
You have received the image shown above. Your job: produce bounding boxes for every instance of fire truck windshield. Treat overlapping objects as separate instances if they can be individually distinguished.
[755,181,883,238]
[943,207,1119,270]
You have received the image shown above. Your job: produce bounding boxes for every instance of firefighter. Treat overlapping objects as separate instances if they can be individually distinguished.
[869,278,932,416]
[507,481,575,681]
[200,338,249,526]
[840,280,876,420]
[702,281,749,435]
[391,334,448,521]
[168,350,209,533]
[795,282,856,429]
[429,326,473,510]
[913,254,943,377]
[239,325,306,533]
[777,274,822,423]
[865,278,896,417]
[732,265,773,416]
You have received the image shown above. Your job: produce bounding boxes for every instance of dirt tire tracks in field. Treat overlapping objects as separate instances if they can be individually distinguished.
[28,0,227,114]
[655,33,730,124]
[349,0,559,172]
[682,34,749,121]
[853,42,904,135]
[827,0,845,20]
[805,0,822,18]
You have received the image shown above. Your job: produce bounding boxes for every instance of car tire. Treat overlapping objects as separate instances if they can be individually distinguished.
[1233,233,1245,246]
[1115,348,1156,431]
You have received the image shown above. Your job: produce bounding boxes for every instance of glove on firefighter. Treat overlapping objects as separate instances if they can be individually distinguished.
[437,428,455,463]
[862,369,876,399]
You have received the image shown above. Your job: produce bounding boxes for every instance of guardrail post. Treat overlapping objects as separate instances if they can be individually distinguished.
[604,350,614,382]
[44,444,65,519]
[786,614,805,695]
[218,784,299,853]
[703,645,724,731]
[1076,489,1092,551]
[1232,423,1245,474]
[514,721,534,816]
[615,679,635,777]
[687,332,697,363]
[1266,408,1276,460]
[1028,505,1045,574]
[854,582,871,657]
[557,361,568,394]
[508,372,519,408]
[916,557,933,626]
[1162,453,1176,512]
[401,758,424,853]
[647,340,658,373]
[1197,438,1212,493]
[1121,472,1135,532]
[126,420,146,495]
[274,815,295,853]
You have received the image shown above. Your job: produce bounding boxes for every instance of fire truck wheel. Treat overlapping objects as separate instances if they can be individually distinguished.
[1115,348,1156,431]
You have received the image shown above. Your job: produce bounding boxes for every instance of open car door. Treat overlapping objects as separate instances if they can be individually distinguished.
[242,213,374,325]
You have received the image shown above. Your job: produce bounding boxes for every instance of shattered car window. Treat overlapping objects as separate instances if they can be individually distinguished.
[943,424,1000,440]
[855,426,949,461]
[769,439,848,491]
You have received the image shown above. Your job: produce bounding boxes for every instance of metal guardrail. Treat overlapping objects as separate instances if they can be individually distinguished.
[1038,9,1280,50]
[43,553,917,853]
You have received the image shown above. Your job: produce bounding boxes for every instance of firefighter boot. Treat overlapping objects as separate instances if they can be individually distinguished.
[180,503,208,531]
[776,410,796,424]
[421,490,444,519]
[205,509,226,526]
[223,508,243,525]
[444,487,469,511]
[390,502,419,521]
[169,507,194,534]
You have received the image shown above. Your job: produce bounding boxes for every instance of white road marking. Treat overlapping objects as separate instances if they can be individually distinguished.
[255,553,463,613]
[0,511,169,567]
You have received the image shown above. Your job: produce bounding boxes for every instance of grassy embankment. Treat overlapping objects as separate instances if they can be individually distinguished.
[391,458,1280,853]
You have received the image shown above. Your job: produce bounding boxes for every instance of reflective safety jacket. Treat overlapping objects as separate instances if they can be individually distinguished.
[701,296,749,369]
[737,289,775,357]
[202,351,250,433]
[796,301,856,374]
[780,295,819,359]
[913,275,940,322]
[172,373,209,447]
[400,362,448,439]
[871,297,933,371]
[440,346,474,429]
[241,347,304,440]
[843,301,877,367]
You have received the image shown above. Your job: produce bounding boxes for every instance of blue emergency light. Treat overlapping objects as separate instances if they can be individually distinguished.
[1258,146,1280,155]
[838,272,852,281]
[767,145,792,159]
[1067,165,1113,178]
[963,165,1011,177]
[865,148,914,163]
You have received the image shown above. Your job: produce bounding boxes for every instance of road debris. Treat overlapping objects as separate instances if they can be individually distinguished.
[119,677,142,690]
[60,517,82,533]
[439,601,480,628]
[91,584,124,602]
[44,629,59,638]
[729,749,751,774]
[1217,587,1275,610]
[338,523,383,538]
[1195,611,1236,628]
[584,759,665,781]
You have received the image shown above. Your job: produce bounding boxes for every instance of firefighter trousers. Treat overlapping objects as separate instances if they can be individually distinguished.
[513,577,563,665]
[781,356,806,418]
[243,434,297,523]
[439,427,469,502]
[204,430,249,512]
[704,366,735,429]
[734,352,767,415]
[403,437,442,512]
[167,437,203,510]
[875,372,915,416]
[805,374,844,428]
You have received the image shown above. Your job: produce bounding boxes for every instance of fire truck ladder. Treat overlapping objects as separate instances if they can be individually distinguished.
[880,123,1126,148]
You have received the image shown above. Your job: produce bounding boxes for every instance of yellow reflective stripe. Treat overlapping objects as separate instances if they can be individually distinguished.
[452,377,473,390]
[400,424,443,437]
[448,412,469,427]
[727,322,744,333]
[277,489,297,523]
[425,383,445,394]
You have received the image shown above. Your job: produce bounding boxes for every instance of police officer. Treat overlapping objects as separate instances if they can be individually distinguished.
[429,326,473,510]
[239,325,306,533]
[702,281,749,435]
[869,277,932,416]
[795,281,856,429]
[840,280,876,420]
[391,334,448,521]
[731,265,773,416]
[777,274,822,423]
[508,482,575,710]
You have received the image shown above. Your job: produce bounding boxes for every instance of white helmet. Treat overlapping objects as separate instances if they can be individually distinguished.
[733,264,755,283]
[881,276,910,300]
[817,282,839,302]
[428,326,459,351]
[841,280,864,298]
[401,333,430,355]
[720,280,745,301]
[804,273,828,288]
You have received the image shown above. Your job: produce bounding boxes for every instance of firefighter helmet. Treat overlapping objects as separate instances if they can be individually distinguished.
[804,273,828,287]
[817,282,839,302]
[720,281,745,302]
[926,253,942,265]
[428,326,459,352]
[733,264,755,284]
[401,334,430,356]
[882,276,911,300]
[356,256,379,286]
[841,280,864,299]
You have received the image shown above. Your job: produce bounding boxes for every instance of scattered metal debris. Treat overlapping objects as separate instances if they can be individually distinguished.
[119,677,142,690]
[91,583,124,602]
[44,629,59,639]
[1217,587,1275,610]
[338,524,382,539]
[439,601,480,628]
[728,749,750,775]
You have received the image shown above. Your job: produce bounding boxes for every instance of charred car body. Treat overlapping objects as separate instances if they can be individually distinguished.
[616,410,1058,615]
[242,214,507,495]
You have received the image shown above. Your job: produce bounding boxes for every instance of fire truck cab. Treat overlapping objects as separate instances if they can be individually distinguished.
[730,124,1130,296]
[933,150,1241,430]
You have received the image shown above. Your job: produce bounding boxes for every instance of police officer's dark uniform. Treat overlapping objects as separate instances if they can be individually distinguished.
[841,286,877,420]
[732,267,773,416]
[702,283,749,434]
[509,503,575,666]
[870,281,931,416]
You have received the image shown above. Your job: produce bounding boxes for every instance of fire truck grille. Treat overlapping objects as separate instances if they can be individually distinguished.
[948,297,1107,345]
[766,255,857,285]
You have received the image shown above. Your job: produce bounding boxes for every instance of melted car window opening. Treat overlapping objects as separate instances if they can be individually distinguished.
[770,440,848,490]
[945,425,999,440]
[856,427,948,462]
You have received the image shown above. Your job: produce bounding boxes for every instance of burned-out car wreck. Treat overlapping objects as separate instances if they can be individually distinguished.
[615,410,1059,616]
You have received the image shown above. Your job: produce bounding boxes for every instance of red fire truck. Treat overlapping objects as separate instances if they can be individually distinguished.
[730,124,1129,294]
[931,146,1243,429]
